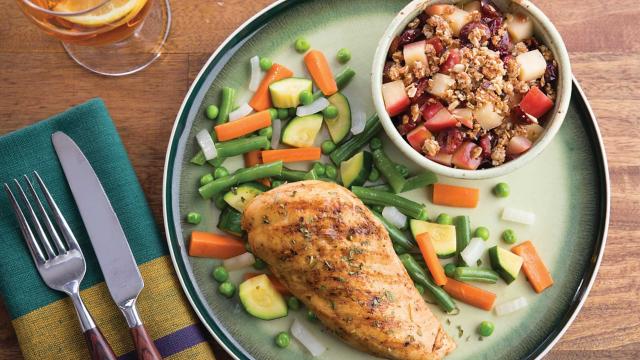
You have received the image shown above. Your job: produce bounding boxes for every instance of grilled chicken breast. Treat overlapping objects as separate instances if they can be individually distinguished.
[242,181,455,360]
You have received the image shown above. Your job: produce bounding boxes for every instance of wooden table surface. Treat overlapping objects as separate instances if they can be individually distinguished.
[0,0,638,359]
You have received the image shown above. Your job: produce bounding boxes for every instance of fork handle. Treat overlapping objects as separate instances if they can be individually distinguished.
[130,324,162,360]
[84,327,118,360]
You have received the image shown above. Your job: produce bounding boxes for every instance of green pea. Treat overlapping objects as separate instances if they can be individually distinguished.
[275,332,291,348]
[214,194,227,210]
[494,182,510,198]
[368,168,380,182]
[259,57,272,71]
[277,108,289,120]
[325,164,338,180]
[186,212,202,225]
[321,140,337,155]
[322,105,338,119]
[478,321,495,337]
[436,213,453,225]
[287,297,301,310]
[415,284,425,295]
[370,137,383,150]
[218,281,235,298]
[214,167,229,179]
[307,310,318,322]
[271,180,284,188]
[395,164,410,178]
[444,263,457,278]
[253,258,267,270]
[268,108,278,120]
[205,105,219,120]
[502,229,517,244]
[294,37,311,53]
[259,126,273,139]
[299,90,314,106]
[475,226,490,241]
[200,173,214,186]
[312,162,326,176]
[336,48,351,64]
[212,266,229,282]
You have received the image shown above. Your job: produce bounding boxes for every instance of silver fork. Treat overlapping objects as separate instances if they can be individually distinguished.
[4,172,117,360]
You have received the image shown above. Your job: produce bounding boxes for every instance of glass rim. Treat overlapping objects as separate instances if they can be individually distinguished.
[19,0,112,16]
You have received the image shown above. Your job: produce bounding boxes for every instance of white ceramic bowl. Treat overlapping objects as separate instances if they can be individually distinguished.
[372,0,572,179]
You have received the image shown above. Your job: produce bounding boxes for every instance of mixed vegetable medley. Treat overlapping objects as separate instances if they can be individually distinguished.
[185,34,553,356]
[381,0,558,169]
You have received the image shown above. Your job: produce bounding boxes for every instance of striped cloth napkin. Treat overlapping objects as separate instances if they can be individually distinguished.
[0,99,215,359]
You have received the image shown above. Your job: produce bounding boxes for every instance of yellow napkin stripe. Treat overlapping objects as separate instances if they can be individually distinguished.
[167,341,217,359]
[12,256,210,359]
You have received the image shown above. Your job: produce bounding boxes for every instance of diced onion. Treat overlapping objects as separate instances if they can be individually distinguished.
[196,129,217,160]
[223,252,255,271]
[495,296,528,316]
[271,119,281,150]
[291,319,327,356]
[502,207,536,225]
[229,102,253,122]
[249,56,261,92]
[351,110,367,135]
[296,97,329,117]
[460,237,485,266]
[382,206,407,229]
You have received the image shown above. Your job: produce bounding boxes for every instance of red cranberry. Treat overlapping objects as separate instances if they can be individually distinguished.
[524,38,540,51]
[512,106,536,124]
[400,29,424,45]
[491,31,511,57]
[389,36,401,57]
[479,134,492,157]
[438,128,465,154]
[412,78,431,104]
[460,22,491,45]
[480,0,502,19]
[382,61,394,83]
[544,62,558,84]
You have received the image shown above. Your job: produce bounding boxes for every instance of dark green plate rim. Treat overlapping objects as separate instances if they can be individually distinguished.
[161,1,611,359]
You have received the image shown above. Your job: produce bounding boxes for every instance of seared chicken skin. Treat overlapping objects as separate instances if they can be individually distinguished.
[242,181,455,360]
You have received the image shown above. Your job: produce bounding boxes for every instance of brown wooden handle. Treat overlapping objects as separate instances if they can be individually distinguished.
[130,324,162,360]
[83,327,117,360]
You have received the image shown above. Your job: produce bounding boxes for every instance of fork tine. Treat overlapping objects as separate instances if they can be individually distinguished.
[3,183,46,264]
[13,179,56,259]
[24,175,67,255]
[33,171,82,252]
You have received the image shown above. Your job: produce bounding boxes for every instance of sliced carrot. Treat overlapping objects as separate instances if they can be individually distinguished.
[189,231,246,259]
[214,110,272,141]
[243,272,290,296]
[415,233,447,286]
[249,64,294,111]
[244,150,271,187]
[304,50,338,96]
[442,278,496,311]
[432,183,479,208]
[512,241,554,293]
[261,147,321,163]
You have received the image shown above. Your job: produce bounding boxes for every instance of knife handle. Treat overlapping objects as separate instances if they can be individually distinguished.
[130,324,162,360]
[84,327,117,360]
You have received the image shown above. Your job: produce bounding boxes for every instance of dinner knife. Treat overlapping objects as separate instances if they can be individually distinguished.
[52,131,162,360]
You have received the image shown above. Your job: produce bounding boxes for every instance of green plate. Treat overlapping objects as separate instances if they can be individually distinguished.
[162,1,610,359]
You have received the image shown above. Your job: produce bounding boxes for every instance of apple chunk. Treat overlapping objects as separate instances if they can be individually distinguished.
[463,1,481,12]
[524,124,544,142]
[473,103,504,130]
[516,50,547,82]
[407,126,432,151]
[382,80,410,117]
[444,7,472,36]
[507,136,533,156]
[520,86,554,118]
[403,40,427,68]
[452,108,473,128]
[452,142,482,170]
[506,13,533,42]
[428,73,455,98]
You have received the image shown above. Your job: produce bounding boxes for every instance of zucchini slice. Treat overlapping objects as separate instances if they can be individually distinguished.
[325,92,352,144]
[409,219,457,258]
[282,114,323,148]
[217,207,243,237]
[340,151,372,188]
[489,246,523,284]
[239,274,288,320]
[223,182,267,212]
[269,78,313,108]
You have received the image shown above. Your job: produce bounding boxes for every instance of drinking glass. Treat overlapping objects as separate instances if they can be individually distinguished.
[17,0,171,76]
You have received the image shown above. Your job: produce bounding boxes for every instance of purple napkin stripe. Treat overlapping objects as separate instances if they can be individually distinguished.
[117,324,208,360]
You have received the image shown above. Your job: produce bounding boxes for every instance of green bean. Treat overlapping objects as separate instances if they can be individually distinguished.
[330,114,382,165]
[190,151,206,166]
[399,254,457,313]
[303,169,319,180]
[393,243,407,255]
[366,183,392,192]
[278,168,307,182]
[208,157,226,168]
[199,161,284,199]
[395,164,410,178]
[216,136,270,158]
[186,212,202,224]
[452,267,499,284]
[454,216,471,266]
[217,87,236,125]
[312,67,356,100]
[351,186,428,220]
[372,211,418,253]
[402,172,439,192]
[372,149,407,193]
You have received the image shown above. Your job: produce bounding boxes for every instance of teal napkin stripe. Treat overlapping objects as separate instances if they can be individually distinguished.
[0,98,164,318]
